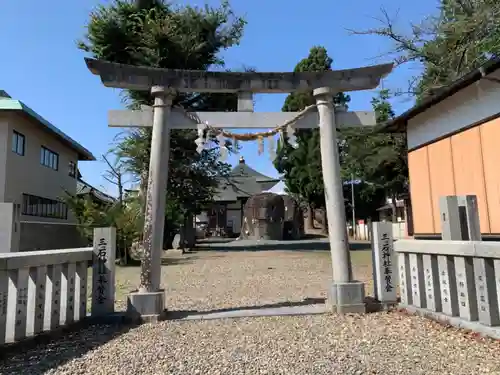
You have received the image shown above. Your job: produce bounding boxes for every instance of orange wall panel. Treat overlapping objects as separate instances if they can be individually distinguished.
[408,148,435,234]
[480,119,500,233]
[450,128,490,233]
[427,138,456,233]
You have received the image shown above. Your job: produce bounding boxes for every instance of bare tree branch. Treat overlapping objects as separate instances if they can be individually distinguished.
[103,154,119,177]
[103,175,118,186]
[346,6,448,73]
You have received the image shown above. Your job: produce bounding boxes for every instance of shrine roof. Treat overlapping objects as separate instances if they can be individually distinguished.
[76,178,116,204]
[213,157,280,201]
[229,159,277,181]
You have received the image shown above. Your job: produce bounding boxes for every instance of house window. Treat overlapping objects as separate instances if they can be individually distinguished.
[40,146,59,170]
[69,161,76,177]
[11,131,25,155]
[21,194,68,219]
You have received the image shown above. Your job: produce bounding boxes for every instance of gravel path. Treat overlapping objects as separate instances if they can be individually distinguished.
[113,249,374,312]
[2,249,500,374]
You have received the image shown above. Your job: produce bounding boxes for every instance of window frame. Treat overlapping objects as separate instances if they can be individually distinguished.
[40,146,59,171]
[11,131,25,156]
[21,193,68,220]
[68,161,77,178]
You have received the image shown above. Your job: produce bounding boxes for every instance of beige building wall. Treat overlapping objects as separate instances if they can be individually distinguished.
[3,112,79,219]
[0,118,8,201]
[0,112,85,250]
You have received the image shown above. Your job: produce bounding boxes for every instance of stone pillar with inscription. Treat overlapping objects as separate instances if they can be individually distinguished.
[409,253,426,308]
[440,196,479,321]
[398,252,412,306]
[422,253,442,312]
[314,87,365,314]
[438,196,460,316]
[91,227,116,317]
[371,222,397,308]
[457,195,499,325]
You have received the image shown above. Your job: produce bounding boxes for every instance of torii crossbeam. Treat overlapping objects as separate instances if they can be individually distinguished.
[108,107,375,129]
[108,107,376,129]
[86,58,393,322]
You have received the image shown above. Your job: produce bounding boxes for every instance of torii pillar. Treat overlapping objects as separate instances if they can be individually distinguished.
[314,87,360,312]
[85,58,393,321]
[140,86,174,293]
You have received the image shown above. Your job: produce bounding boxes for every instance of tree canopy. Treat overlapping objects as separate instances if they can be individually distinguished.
[342,0,500,221]
[79,1,244,214]
[340,89,406,221]
[352,1,500,99]
[72,0,246,256]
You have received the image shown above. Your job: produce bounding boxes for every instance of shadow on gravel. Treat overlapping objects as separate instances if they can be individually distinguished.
[167,296,401,320]
[166,297,326,319]
[160,256,200,266]
[194,239,371,252]
[119,255,228,268]
[0,320,138,375]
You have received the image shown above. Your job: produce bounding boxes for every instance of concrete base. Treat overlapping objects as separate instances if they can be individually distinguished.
[327,281,366,314]
[127,289,166,323]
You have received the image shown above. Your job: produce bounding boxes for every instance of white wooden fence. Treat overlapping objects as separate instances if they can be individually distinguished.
[0,227,116,345]
[394,195,500,331]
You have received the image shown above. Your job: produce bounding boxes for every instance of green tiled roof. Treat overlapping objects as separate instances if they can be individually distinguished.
[0,92,95,161]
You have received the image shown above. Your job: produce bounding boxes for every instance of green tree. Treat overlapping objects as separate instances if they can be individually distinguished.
[78,0,245,249]
[340,89,407,221]
[62,193,142,263]
[274,46,350,229]
[344,1,500,222]
[63,156,142,265]
[351,1,500,99]
[342,180,387,227]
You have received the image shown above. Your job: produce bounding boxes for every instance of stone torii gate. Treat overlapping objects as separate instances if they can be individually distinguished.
[85,58,393,321]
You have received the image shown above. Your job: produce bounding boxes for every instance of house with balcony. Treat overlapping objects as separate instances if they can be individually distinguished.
[0,90,95,251]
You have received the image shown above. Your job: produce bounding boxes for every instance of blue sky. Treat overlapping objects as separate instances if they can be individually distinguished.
[0,0,438,195]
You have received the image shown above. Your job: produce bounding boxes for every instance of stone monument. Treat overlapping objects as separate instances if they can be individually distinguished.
[239,193,285,241]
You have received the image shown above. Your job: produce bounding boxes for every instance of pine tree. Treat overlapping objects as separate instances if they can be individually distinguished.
[78,0,245,253]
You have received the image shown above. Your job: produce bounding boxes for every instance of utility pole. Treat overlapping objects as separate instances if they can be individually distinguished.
[351,174,356,239]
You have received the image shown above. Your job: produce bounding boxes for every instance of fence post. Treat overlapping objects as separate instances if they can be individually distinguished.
[371,222,397,307]
[91,227,116,317]
[437,196,460,316]
[457,195,500,326]
[440,196,478,321]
